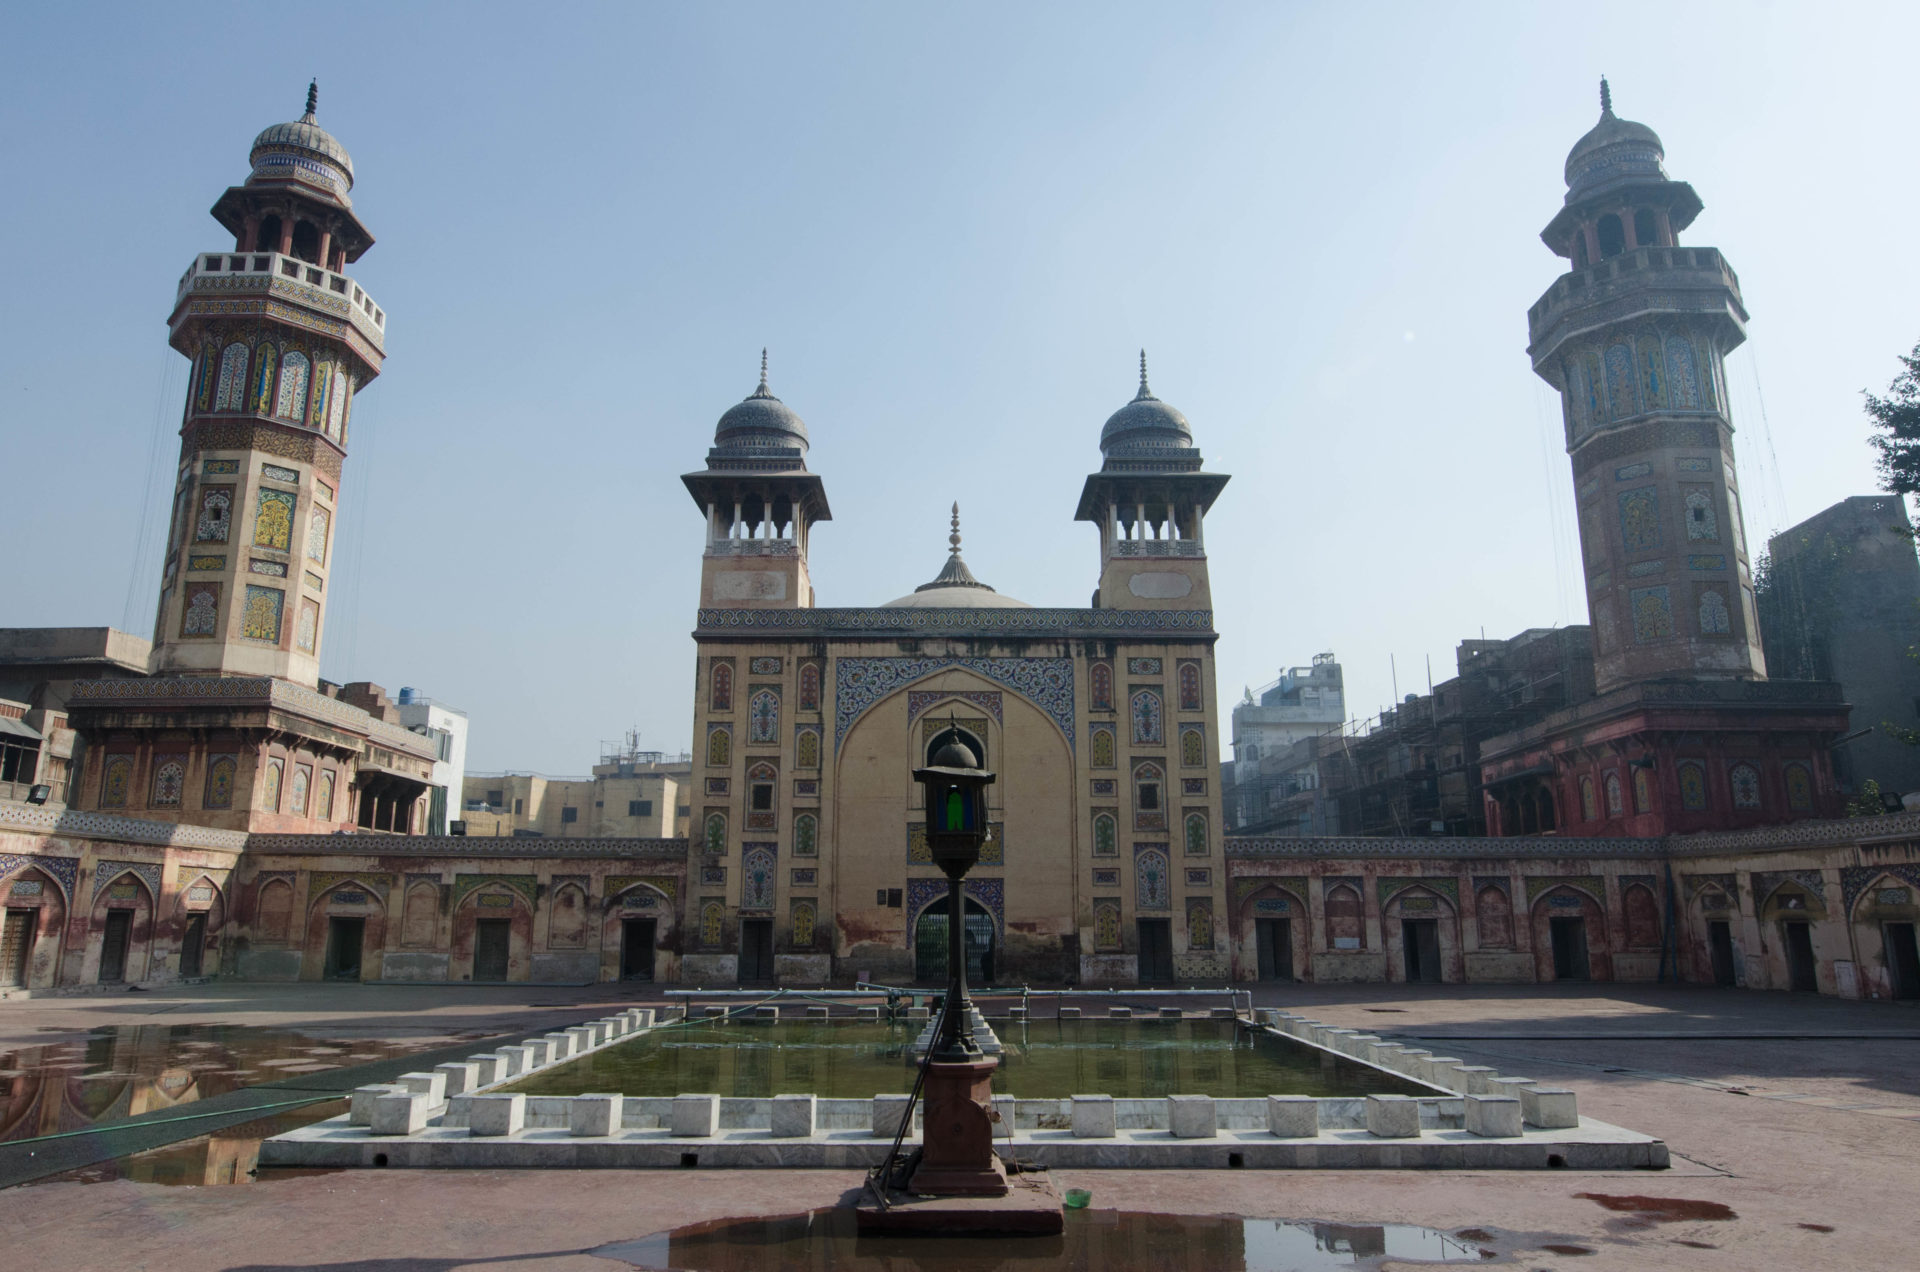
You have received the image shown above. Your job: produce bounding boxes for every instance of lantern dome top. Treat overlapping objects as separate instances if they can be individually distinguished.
[929,736,981,770]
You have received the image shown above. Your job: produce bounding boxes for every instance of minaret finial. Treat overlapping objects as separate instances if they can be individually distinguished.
[1599,77,1612,116]
[758,348,769,393]
[304,80,318,120]
[1138,348,1151,398]
[949,502,962,557]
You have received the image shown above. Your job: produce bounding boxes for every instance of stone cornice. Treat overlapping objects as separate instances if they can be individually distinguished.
[68,678,437,761]
[244,835,690,859]
[696,608,1215,640]
[0,801,248,852]
[1226,835,1663,861]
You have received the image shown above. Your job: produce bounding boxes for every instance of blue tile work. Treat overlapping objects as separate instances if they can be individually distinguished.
[0,853,80,903]
[1615,462,1653,481]
[907,689,1003,726]
[836,657,1074,754]
[1842,863,1920,916]
[92,859,163,903]
[1688,554,1728,571]
[905,876,1004,931]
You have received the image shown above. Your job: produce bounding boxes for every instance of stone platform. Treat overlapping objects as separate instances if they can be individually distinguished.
[855,1171,1065,1235]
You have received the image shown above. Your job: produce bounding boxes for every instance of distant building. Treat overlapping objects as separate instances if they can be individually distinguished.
[1231,654,1345,782]
[463,745,692,840]
[395,688,469,835]
[1762,496,1920,798]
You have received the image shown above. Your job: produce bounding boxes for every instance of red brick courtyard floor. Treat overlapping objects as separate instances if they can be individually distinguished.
[1,980,1914,1271]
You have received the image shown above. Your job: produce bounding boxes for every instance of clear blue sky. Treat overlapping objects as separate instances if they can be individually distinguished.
[4,3,1916,774]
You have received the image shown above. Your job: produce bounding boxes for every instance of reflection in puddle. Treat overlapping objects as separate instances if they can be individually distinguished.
[1,1023,485,1187]
[595,1209,1505,1269]
[31,1101,349,1188]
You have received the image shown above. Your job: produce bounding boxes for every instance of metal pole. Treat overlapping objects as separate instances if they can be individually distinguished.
[940,873,972,1056]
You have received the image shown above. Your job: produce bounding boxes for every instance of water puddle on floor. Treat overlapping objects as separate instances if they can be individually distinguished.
[595,1209,1510,1269]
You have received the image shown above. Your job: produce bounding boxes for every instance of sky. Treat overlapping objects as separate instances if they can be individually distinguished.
[3,2,1917,775]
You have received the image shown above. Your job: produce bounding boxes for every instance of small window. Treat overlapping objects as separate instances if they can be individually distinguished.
[888,888,903,908]
[751,784,774,811]
[629,799,653,817]
[513,798,524,814]
[561,806,578,823]
[1140,783,1160,811]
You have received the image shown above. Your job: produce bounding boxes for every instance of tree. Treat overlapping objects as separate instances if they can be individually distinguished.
[1866,340,1920,505]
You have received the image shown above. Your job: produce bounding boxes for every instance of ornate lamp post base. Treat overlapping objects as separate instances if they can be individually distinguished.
[908,1054,1008,1197]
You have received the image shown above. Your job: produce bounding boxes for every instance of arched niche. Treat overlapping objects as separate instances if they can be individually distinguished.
[911,892,995,985]
[1381,886,1460,984]
[1233,883,1308,983]
[172,873,227,979]
[300,879,390,983]
[399,880,440,949]
[547,881,590,949]
[451,885,531,983]
[600,882,678,984]
[1848,873,1920,1000]
[88,867,157,986]
[0,862,69,990]
[1529,885,1611,982]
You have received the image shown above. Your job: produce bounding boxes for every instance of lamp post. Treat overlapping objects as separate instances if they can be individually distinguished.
[906,720,1007,1196]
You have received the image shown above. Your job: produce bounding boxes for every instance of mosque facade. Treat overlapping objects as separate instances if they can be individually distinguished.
[2,86,1918,1003]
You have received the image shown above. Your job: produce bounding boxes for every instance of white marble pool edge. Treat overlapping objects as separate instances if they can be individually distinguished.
[258,1005,1668,1171]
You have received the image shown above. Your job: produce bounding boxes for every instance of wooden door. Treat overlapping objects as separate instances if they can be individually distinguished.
[1137,918,1173,983]
[1550,917,1589,980]
[1708,921,1737,986]
[179,915,206,978]
[1255,918,1292,981]
[473,919,511,982]
[1784,922,1818,992]
[1,909,32,987]
[325,917,365,980]
[99,909,133,983]
[739,919,773,982]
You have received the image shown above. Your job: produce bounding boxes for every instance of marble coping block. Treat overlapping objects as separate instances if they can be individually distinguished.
[1448,1065,1496,1095]
[1058,1007,1082,1019]
[671,1094,721,1137]
[1464,1095,1523,1138]
[490,1046,528,1078]
[1168,1095,1217,1139]
[906,1008,930,1021]
[1072,1095,1117,1139]
[752,1006,780,1022]
[1520,1087,1579,1129]
[631,1008,655,1027]
[1343,1035,1381,1060]
[1365,1095,1422,1139]
[1253,1008,1281,1026]
[805,1006,831,1019]
[521,1039,556,1067]
[770,1094,816,1138]
[1108,1007,1132,1018]
[1007,1007,1028,1020]
[1209,1006,1237,1020]
[370,1091,430,1136]
[566,1027,595,1052]
[569,1093,624,1137]
[701,1005,727,1018]
[1158,1007,1184,1019]
[544,1032,577,1058]
[1489,1076,1540,1101]
[1462,1068,1509,1096]
[1285,1019,1317,1040]
[349,1084,407,1126]
[871,1094,913,1139]
[433,1061,480,1098]
[1420,1056,1464,1085]
[469,1093,526,1137]
[856,1005,881,1020]
[1387,1048,1430,1076]
[395,1071,447,1105]
[598,1019,622,1040]
[1267,1095,1319,1139]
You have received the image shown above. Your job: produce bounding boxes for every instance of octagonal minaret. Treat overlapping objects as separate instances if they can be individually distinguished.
[149,83,386,685]
[1529,81,1764,693]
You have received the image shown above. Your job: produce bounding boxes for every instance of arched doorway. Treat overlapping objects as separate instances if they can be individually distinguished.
[914,894,994,984]
[1235,885,1308,982]
[0,864,68,990]
[1382,887,1460,984]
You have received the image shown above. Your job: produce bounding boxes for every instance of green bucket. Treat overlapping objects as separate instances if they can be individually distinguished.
[1063,1188,1092,1209]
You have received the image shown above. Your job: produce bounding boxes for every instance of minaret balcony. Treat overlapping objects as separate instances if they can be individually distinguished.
[174,250,385,355]
[709,538,799,559]
[1527,245,1744,364]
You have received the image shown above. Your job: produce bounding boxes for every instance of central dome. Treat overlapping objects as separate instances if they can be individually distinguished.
[880,503,1031,608]
[714,351,810,450]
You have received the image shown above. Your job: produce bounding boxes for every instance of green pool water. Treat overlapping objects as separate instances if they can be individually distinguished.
[504,1018,1428,1099]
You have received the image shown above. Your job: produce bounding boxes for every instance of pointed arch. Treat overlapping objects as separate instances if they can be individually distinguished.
[215,342,250,410]
[275,351,310,421]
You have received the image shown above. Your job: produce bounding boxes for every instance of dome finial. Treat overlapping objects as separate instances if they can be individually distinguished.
[949,502,962,557]
[304,79,318,122]
[1137,349,1152,400]
[1599,76,1612,116]
[754,348,770,397]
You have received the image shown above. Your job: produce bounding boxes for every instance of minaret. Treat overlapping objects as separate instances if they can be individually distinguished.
[1530,80,1763,692]
[682,352,832,608]
[1074,353,1229,609]
[152,82,385,685]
